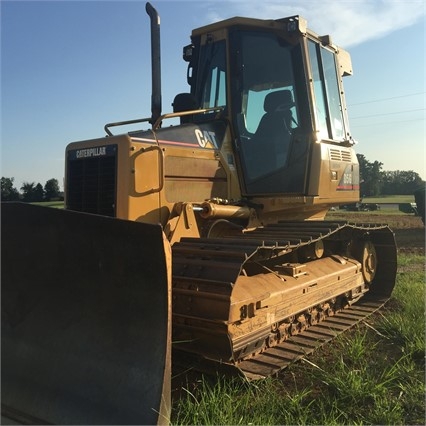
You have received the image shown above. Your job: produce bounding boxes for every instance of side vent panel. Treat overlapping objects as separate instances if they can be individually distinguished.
[329,148,352,162]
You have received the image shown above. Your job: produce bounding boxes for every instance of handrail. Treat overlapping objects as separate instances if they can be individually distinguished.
[152,106,225,130]
[104,106,225,136]
[104,117,151,136]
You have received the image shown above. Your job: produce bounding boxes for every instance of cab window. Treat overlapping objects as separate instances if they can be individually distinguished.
[308,40,345,141]
[197,40,227,109]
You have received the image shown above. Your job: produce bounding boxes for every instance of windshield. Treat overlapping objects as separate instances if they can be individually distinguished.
[231,30,310,195]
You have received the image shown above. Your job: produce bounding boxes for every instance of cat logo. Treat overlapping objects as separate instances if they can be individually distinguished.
[195,129,218,149]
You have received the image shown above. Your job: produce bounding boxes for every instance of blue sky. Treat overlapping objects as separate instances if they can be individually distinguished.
[1,0,425,190]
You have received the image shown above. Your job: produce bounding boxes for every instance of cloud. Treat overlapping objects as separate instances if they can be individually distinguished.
[195,0,425,47]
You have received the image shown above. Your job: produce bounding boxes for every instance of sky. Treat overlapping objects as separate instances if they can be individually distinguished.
[1,0,425,191]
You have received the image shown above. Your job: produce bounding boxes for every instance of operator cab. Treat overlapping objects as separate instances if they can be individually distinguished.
[183,15,353,196]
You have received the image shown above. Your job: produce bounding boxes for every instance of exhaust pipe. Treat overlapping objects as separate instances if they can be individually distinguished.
[146,2,162,125]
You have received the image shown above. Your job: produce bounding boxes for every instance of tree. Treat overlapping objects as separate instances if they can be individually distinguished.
[1,177,20,201]
[44,178,60,201]
[34,183,45,201]
[21,182,35,202]
[382,170,424,195]
[357,154,383,197]
[357,153,425,196]
[21,181,44,202]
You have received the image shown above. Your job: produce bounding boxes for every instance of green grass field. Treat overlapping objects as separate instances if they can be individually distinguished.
[32,200,64,208]
[362,195,415,203]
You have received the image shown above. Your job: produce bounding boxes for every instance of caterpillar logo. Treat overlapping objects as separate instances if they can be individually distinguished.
[69,144,117,161]
[76,147,107,158]
[195,129,218,149]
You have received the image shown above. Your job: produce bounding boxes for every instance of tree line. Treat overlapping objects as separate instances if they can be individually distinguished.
[1,177,62,202]
[357,154,425,197]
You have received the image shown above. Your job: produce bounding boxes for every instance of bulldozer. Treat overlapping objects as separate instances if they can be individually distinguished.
[2,3,397,425]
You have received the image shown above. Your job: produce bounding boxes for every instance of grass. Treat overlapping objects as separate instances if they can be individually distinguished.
[362,195,415,203]
[32,200,64,208]
[172,252,425,425]
[377,254,425,358]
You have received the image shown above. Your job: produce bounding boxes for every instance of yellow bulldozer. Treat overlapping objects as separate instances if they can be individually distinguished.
[2,3,397,425]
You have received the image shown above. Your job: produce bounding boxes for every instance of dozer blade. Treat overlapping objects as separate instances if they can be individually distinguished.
[1,202,171,425]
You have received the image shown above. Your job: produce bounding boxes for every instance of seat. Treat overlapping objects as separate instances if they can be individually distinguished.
[172,93,198,124]
[252,90,294,170]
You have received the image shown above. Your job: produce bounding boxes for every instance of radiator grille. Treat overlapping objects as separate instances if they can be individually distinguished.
[66,145,117,217]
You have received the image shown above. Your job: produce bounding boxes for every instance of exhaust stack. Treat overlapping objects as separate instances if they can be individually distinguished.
[146,2,162,125]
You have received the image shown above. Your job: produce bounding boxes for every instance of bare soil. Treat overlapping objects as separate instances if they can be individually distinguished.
[327,212,425,253]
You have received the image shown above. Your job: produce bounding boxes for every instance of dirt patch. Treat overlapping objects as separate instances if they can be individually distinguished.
[327,212,425,253]
[395,228,425,254]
